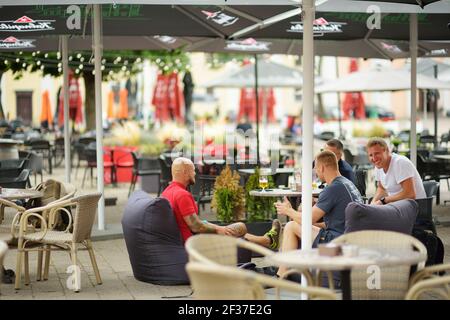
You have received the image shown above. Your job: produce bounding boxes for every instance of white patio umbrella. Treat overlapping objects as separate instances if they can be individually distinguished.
[316,67,450,137]
[203,60,306,88]
[316,68,450,93]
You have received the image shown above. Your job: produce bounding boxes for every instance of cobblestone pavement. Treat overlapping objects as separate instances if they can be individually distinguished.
[1,163,450,300]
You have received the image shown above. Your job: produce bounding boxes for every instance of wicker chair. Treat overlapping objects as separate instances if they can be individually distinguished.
[185,234,316,289]
[406,263,450,300]
[187,262,337,300]
[0,241,8,292]
[185,234,275,266]
[331,230,427,300]
[14,193,102,291]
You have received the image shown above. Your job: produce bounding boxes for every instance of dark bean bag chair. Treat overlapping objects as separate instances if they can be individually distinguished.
[122,191,189,285]
[344,199,418,235]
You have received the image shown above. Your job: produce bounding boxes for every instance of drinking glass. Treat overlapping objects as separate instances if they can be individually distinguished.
[259,175,269,192]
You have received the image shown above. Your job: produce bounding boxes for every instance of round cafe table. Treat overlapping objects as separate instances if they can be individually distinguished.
[266,248,426,300]
[250,188,322,198]
[433,154,450,161]
[238,168,294,175]
[0,188,43,227]
[0,188,43,201]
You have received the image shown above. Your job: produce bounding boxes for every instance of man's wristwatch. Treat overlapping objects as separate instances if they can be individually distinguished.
[380,196,387,205]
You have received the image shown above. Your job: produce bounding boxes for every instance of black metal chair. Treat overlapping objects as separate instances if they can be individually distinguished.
[415,197,437,235]
[417,154,450,205]
[72,137,96,179]
[354,169,368,203]
[158,155,173,195]
[128,152,161,197]
[52,137,66,168]
[343,149,355,167]
[440,132,450,147]
[419,134,437,149]
[0,159,26,170]
[0,169,31,188]
[423,180,440,199]
[25,139,52,175]
[81,144,115,188]
[81,147,97,188]
[190,167,216,215]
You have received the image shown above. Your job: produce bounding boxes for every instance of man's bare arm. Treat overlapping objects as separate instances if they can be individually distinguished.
[371,183,387,204]
[384,177,416,203]
[183,214,234,235]
[184,214,217,233]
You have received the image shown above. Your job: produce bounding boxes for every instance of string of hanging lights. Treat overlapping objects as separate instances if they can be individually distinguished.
[0,49,191,78]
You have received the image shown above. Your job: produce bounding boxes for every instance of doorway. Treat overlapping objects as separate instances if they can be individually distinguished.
[15,91,33,125]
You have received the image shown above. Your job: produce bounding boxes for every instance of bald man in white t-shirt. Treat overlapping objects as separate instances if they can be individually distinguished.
[367,138,426,205]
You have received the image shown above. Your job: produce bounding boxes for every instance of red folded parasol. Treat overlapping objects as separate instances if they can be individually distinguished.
[342,59,366,120]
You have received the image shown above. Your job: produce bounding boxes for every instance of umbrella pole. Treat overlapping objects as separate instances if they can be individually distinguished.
[301,0,314,252]
[61,35,71,184]
[434,65,438,147]
[335,57,343,140]
[254,54,260,165]
[410,13,417,167]
[301,0,315,299]
[94,4,105,230]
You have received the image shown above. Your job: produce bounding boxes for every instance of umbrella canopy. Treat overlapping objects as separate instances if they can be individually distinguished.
[0,5,449,41]
[203,60,306,88]
[316,67,450,93]
[0,4,449,60]
[3,34,450,61]
[353,0,441,8]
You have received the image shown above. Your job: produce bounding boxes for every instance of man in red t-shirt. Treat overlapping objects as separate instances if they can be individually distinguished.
[162,157,280,249]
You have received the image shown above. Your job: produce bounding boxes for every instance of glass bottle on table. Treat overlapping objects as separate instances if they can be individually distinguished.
[294,168,302,192]
[312,169,318,190]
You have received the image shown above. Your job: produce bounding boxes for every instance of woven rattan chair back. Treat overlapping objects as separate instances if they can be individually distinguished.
[185,234,240,266]
[71,193,101,243]
[332,230,427,300]
[187,262,265,299]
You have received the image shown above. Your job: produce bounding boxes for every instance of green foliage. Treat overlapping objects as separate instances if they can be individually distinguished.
[139,132,166,156]
[245,168,276,222]
[352,121,389,138]
[211,166,245,223]
[205,53,252,69]
[145,49,190,75]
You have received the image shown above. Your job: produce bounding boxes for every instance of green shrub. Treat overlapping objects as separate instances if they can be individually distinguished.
[245,168,276,222]
[211,166,245,223]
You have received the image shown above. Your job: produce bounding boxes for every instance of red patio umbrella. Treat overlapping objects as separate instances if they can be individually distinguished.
[40,90,53,129]
[107,90,115,120]
[117,88,129,119]
[152,72,184,123]
[237,87,276,123]
[167,72,184,123]
[342,59,366,120]
[58,71,83,127]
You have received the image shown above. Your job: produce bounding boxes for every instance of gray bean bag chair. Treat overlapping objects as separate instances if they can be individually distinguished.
[122,191,189,285]
[345,199,418,235]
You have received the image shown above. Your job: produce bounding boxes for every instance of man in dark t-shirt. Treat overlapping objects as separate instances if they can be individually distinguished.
[324,139,355,184]
[275,150,363,276]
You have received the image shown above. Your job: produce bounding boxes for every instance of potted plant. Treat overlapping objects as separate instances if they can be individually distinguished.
[211,166,245,223]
